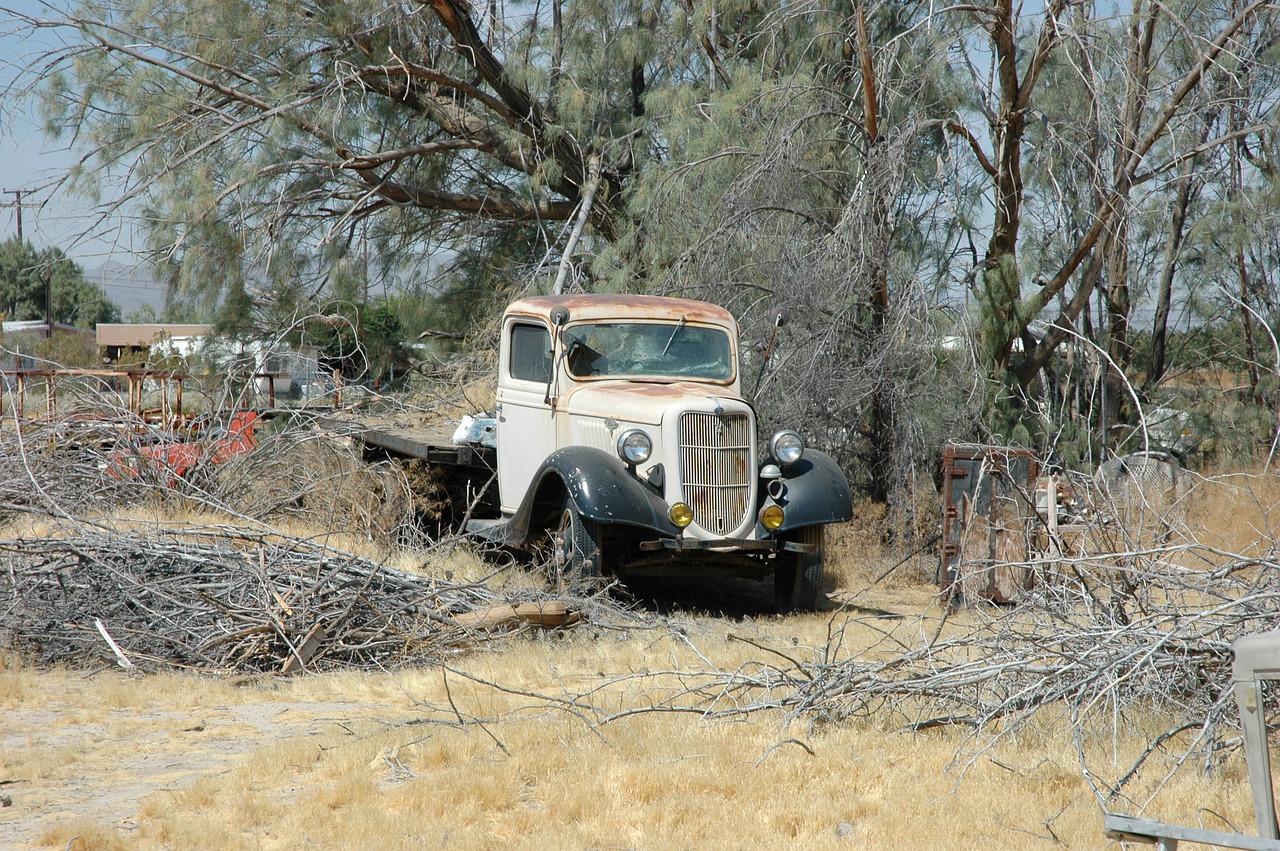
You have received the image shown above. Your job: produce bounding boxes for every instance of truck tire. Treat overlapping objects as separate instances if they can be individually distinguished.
[774,524,825,613]
[553,498,603,590]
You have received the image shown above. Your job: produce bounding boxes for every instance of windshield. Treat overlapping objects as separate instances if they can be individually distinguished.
[563,321,733,381]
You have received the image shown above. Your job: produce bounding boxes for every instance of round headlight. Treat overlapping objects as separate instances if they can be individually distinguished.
[759,504,785,530]
[769,430,805,465]
[617,429,653,465]
[669,502,694,528]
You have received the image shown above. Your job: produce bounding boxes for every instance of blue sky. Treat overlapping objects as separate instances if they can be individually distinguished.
[0,1,142,265]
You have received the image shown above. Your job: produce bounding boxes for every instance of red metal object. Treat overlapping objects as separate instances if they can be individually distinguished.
[110,410,261,484]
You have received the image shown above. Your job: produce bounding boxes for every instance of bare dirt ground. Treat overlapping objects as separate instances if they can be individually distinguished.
[1,697,382,848]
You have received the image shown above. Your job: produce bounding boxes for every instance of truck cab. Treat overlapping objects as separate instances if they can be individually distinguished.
[481,293,852,612]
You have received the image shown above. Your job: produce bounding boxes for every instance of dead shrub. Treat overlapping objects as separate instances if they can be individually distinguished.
[212,431,416,547]
[829,479,940,591]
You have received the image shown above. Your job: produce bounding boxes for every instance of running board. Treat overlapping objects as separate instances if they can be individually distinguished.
[464,518,509,544]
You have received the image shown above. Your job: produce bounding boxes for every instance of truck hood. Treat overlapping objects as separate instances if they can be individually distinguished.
[562,381,746,425]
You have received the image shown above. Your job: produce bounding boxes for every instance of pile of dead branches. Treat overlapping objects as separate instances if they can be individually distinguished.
[508,536,1274,805]
[0,519,622,672]
[0,408,425,548]
[0,415,144,517]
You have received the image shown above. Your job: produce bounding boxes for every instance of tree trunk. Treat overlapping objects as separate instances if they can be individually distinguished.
[1101,4,1157,433]
[1229,103,1263,403]
[858,5,894,501]
[976,0,1070,414]
[1238,245,1261,403]
[1009,2,1265,402]
[1146,159,1196,393]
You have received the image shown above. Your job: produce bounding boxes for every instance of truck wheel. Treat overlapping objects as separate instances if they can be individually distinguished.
[553,499,603,590]
[774,525,826,613]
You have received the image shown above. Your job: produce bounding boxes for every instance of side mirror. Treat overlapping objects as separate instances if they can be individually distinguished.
[752,307,790,400]
[545,305,570,407]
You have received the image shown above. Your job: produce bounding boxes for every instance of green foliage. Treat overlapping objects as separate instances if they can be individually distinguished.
[1189,393,1277,468]
[421,223,546,338]
[125,303,158,323]
[13,0,1280,478]
[308,298,410,388]
[597,32,984,499]
[33,0,688,333]
[9,330,103,369]
[0,238,120,327]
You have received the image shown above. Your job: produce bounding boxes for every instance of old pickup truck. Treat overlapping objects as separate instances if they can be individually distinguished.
[359,293,853,612]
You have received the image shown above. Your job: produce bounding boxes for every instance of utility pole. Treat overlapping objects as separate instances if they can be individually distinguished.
[45,262,53,339]
[3,189,52,331]
[2,189,39,323]
[2,189,37,242]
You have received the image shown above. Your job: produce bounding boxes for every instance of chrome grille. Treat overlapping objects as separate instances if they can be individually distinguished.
[679,412,752,534]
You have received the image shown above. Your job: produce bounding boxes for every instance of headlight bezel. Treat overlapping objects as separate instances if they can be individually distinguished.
[769,430,805,466]
[617,428,653,466]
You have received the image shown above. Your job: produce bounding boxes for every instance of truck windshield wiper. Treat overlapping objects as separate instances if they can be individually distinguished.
[661,315,687,356]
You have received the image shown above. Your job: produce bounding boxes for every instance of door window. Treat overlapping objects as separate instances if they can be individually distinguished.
[509,323,552,383]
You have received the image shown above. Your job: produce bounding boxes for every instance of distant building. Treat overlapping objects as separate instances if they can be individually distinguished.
[2,321,96,371]
[91,324,329,404]
[96,323,212,363]
[2,320,94,338]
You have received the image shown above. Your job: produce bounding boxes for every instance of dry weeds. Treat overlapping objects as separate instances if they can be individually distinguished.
[0,604,1259,850]
[4,398,1280,847]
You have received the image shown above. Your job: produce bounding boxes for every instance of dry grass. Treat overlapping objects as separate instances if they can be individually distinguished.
[5,468,1280,848]
[0,596,1260,850]
[212,433,417,548]
[1176,469,1280,557]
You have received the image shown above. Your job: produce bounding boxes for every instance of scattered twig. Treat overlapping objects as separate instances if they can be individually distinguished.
[93,618,135,669]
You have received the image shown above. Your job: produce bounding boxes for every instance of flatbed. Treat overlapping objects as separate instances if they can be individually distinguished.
[317,409,495,467]
[315,408,500,530]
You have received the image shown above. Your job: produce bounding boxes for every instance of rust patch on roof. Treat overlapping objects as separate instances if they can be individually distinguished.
[505,294,736,328]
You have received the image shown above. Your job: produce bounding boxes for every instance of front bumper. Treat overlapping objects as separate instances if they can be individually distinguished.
[639,537,815,554]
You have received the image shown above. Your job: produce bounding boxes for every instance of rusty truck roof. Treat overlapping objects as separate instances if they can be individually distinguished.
[504,294,737,327]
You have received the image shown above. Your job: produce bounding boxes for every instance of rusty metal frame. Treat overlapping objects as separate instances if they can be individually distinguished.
[938,442,1040,603]
[0,367,190,426]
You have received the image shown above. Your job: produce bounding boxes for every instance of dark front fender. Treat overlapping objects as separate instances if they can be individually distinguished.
[774,449,853,532]
[503,446,680,545]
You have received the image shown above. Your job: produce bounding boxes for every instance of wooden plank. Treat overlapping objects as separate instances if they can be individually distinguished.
[94,618,135,669]
[361,426,453,460]
[281,621,329,674]
[1104,814,1280,851]
[454,601,576,630]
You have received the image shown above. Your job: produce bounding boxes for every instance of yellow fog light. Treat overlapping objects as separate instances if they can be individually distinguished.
[759,504,785,531]
[669,502,694,528]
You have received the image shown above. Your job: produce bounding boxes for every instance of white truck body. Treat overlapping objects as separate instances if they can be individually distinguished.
[476,293,852,611]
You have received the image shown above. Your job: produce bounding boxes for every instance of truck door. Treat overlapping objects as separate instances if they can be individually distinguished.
[496,319,557,513]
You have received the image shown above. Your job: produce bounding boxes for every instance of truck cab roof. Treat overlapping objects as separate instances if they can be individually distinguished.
[503,294,737,330]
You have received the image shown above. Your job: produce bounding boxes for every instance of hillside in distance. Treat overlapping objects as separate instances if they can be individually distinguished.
[84,260,166,319]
